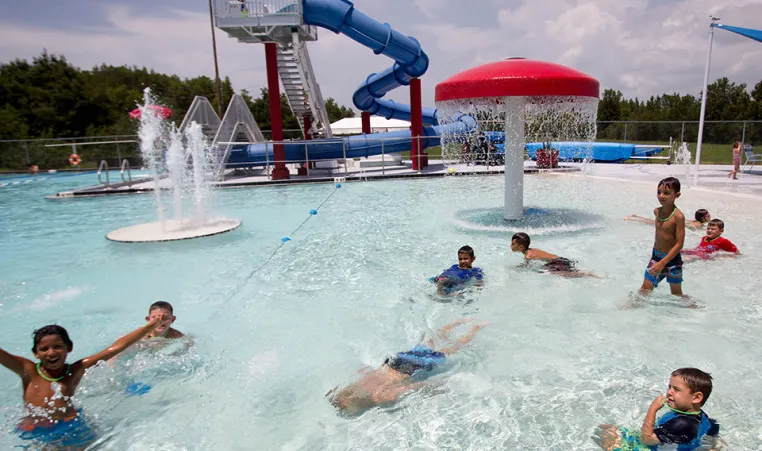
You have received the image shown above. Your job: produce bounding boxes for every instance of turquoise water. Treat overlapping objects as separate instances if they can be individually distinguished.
[1,172,761,449]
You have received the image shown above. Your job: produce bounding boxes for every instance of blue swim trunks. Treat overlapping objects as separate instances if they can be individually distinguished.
[16,414,96,448]
[384,345,446,376]
[644,248,683,287]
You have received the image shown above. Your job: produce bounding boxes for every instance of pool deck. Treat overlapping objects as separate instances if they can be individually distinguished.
[573,163,762,199]
[44,159,762,200]
[46,159,580,198]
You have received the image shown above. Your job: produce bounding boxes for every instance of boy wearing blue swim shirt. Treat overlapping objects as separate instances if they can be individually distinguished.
[432,245,484,294]
[640,177,686,297]
[595,368,720,451]
[0,317,168,448]
[327,319,486,415]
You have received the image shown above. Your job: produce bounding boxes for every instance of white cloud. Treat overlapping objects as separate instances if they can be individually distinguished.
[0,0,761,123]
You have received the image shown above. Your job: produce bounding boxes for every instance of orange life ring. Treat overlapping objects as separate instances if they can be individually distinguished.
[69,154,81,166]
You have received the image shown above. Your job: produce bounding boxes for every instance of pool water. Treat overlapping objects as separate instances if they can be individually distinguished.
[1,172,761,449]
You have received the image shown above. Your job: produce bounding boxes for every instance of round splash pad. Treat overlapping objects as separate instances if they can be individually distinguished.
[106,218,241,243]
[453,208,603,235]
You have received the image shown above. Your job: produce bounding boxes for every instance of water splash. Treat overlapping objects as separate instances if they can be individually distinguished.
[672,142,693,186]
[137,88,167,229]
[165,124,187,222]
[133,89,226,233]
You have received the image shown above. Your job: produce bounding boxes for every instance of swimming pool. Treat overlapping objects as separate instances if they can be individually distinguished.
[1,172,761,449]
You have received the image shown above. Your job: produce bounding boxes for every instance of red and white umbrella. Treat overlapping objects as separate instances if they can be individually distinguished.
[129,105,173,119]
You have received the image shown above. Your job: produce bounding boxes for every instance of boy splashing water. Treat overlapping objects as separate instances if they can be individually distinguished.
[640,177,686,297]
[0,317,168,447]
[145,301,184,339]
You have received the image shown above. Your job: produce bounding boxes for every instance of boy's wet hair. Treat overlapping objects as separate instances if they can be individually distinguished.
[708,218,724,230]
[511,232,530,250]
[458,245,475,258]
[149,301,174,315]
[658,177,681,193]
[32,325,73,353]
[672,367,713,406]
[695,209,709,222]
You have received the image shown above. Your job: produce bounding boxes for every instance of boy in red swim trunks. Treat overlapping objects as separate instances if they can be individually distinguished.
[683,219,740,262]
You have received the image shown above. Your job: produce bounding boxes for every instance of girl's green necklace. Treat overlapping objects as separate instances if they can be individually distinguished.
[36,362,70,382]
[661,398,700,415]
[657,206,678,222]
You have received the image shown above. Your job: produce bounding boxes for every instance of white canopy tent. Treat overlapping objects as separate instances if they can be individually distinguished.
[329,116,411,135]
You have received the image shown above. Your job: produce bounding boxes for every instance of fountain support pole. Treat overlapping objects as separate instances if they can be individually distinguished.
[410,78,424,170]
[504,97,525,220]
[265,43,289,180]
[361,112,371,134]
[298,115,311,175]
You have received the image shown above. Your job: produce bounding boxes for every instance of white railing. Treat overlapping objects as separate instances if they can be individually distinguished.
[291,32,332,138]
[215,0,301,19]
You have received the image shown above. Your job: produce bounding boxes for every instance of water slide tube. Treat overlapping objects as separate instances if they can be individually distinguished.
[524,142,665,163]
[301,0,438,125]
[228,0,476,168]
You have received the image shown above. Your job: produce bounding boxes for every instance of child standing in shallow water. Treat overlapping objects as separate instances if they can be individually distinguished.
[640,177,686,296]
[728,140,741,180]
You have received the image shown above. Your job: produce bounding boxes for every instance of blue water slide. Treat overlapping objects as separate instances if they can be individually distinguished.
[228,116,476,167]
[228,0,480,168]
[302,0,438,125]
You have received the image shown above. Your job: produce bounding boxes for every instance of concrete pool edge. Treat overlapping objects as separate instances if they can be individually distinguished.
[45,165,581,199]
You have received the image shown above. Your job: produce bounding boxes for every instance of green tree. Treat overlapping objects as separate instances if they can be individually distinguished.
[324,97,355,123]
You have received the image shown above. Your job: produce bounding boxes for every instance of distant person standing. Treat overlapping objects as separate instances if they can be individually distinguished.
[728,140,741,180]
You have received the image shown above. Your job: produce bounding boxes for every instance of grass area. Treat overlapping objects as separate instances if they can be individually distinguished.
[621,141,732,165]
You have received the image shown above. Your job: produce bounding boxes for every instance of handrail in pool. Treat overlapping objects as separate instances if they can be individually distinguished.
[97,160,110,186]
[120,159,133,185]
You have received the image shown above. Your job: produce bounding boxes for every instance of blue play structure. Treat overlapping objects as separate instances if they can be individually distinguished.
[228,0,458,168]
[226,0,666,167]
[524,142,665,163]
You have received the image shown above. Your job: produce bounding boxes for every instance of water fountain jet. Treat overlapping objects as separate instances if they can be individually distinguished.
[106,89,240,242]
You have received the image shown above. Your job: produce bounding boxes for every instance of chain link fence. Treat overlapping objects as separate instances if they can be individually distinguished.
[2,122,759,172]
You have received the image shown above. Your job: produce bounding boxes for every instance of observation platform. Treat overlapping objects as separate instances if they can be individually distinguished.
[213,0,317,45]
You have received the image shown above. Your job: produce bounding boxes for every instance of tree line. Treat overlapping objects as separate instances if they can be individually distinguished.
[597,78,762,144]
[0,52,355,169]
[2,52,761,169]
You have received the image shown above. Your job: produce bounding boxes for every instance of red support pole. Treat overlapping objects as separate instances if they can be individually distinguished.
[265,43,289,180]
[361,111,371,134]
[410,78,424,170]
[298,115,311,175]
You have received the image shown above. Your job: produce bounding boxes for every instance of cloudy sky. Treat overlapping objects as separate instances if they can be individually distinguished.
[1,0,761,112]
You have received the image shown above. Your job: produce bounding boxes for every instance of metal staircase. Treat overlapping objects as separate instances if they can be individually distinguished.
[212,1,332,139]
[179,96,221,142]
[277,32,332,138]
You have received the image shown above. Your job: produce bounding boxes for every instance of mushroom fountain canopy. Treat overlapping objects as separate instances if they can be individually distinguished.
[433,59,600,220]
[434,59,600,165]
